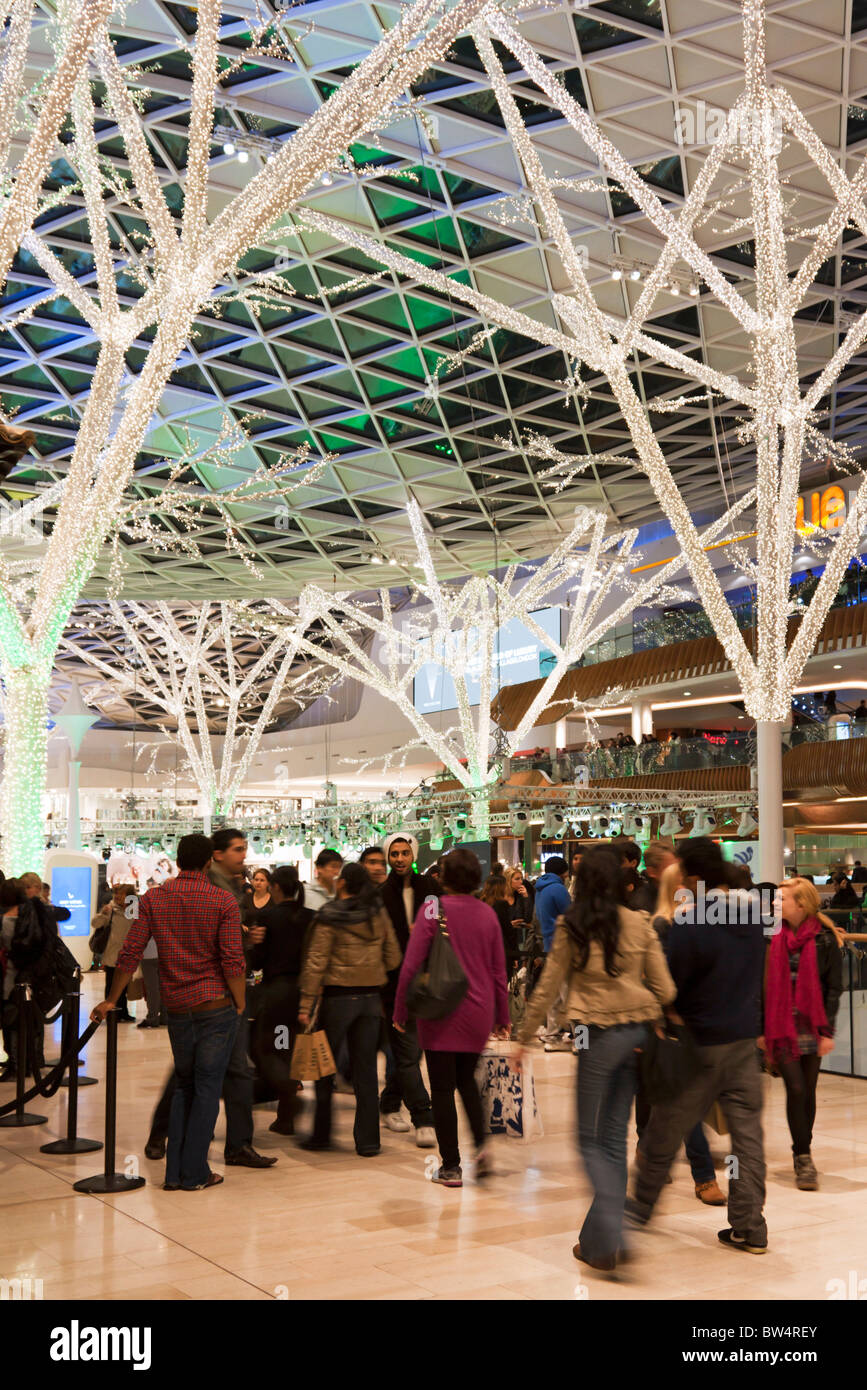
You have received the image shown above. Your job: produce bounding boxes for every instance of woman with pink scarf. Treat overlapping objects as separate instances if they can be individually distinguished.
[759,879,844,1191]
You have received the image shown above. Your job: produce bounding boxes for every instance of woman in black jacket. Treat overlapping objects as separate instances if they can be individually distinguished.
[250,865,314,1135]
[481,874,519,978]
[760,878,844,1191]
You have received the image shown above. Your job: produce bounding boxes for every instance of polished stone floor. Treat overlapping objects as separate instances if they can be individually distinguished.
[0,976,864,1301]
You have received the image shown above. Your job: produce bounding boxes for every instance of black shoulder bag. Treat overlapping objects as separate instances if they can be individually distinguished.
[406,906,469,1021]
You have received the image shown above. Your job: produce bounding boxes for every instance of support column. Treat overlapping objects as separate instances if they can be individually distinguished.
[67,759,82,851]
[1,662,52,874]
[631,699,652,744]
[756,719,785,884]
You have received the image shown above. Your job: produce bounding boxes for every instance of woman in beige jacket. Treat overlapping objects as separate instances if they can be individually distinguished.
[518,846,676,1274]
[91,883,136,1021]
[298,862,401,1157]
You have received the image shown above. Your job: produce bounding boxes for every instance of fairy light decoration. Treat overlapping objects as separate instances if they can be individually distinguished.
[61,601,333,826]
[0,0,494,872]
[298,0,867,878]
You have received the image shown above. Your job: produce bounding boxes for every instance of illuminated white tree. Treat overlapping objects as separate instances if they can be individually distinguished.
[0,0,492,871]
[278,500,728,839]
[299,0,867,880]
[61,600,329,827]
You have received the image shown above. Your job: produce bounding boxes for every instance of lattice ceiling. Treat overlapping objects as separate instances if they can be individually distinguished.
[4,0,867,600]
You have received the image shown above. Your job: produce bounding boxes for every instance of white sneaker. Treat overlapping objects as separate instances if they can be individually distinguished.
[383,1112,411,1133]
[415,1126,437,1148]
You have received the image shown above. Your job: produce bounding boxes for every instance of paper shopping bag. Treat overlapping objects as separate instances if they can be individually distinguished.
[290,1028,336,1081]
[475,1040,543,1140]
[126,972,146,1002]
[704,1099,729,1136]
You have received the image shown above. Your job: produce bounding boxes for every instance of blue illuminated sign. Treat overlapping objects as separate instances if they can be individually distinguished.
[413,607,562,714]
[51,865,93,938]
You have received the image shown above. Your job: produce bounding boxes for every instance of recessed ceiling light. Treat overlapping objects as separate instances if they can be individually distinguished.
[833,663,842,669]
[683,690,691,696]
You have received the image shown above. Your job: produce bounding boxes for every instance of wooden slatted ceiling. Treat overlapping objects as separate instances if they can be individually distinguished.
[782,738,867,797]
[492,606,867,731]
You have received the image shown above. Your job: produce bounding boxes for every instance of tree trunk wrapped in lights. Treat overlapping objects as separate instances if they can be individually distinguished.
[0,0,493,871]
[300,0,867,880]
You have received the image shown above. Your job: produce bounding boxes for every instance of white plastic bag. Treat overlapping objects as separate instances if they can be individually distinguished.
[475,1040,543,1140]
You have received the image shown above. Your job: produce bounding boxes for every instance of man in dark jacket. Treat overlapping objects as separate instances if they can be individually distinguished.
[378,834,437,1147]
[629,842,676,915]
[627,838,769,1254]
[533,856,573,1050]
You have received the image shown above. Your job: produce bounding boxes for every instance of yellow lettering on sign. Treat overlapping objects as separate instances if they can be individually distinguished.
[821,485,846,529]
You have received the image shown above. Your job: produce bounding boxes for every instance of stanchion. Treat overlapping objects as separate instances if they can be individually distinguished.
[41,979,102,1155]
[0,986,47,1127]
[59,972,97,1087]
[73,1010,145,1193]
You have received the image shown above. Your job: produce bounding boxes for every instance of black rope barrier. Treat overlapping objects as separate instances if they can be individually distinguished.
[73,1009,146,1194]
[41,974,102,1155]
[0,985,99,1122]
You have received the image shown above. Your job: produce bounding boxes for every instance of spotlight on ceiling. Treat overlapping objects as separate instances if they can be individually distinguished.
[736,807,758,837]
[509,802,529,836]
[690,807,716,837]
[611,266,623,281]
[449,811,468,843]
[222,140,236,156]
[428,811,446,851]
[660,810,682,838]
[629,267,641,281]
[541,807,565,841]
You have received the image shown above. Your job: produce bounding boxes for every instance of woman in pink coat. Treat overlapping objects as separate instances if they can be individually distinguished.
[394,847,510,1187]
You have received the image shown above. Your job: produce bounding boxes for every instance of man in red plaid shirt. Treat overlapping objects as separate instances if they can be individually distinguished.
[93,833,246,1190]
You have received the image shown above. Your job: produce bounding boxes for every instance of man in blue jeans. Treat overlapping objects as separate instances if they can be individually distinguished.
[93,833,247,1191]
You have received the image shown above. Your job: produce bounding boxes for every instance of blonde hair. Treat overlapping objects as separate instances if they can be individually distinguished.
[19,872,42,892]
[780,877,845,948]
[654,860,682,921]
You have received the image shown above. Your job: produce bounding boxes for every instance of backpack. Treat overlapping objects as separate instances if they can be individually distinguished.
[10,900,77,1014]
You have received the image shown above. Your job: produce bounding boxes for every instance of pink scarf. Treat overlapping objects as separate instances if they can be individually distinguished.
[765,916,828,1063]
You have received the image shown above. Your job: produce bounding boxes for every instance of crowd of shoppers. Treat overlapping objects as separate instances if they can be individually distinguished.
[0,821,829,1283]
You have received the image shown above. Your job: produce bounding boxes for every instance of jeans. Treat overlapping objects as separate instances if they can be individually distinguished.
[577,1022,645,1263]
[312,993,382,1153]
[635,1080,715,1184]
[222,1010,255,1155]
[140,959,166,1025]
[425,1049,485,1170]
[166,1004,239,1188]
[380,1017,433,1127]
[633,1039,767,1245]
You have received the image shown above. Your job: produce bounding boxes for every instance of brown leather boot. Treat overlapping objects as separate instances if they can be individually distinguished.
[695,1178,726,1205]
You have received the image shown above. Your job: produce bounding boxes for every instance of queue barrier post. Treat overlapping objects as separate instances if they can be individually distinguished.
[41,975,102,1155]
[73,1009,145,1193]
[59,971,97,1087]
[0,986,48,1128]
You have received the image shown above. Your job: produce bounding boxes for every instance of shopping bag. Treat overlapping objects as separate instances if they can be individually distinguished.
[704,1100,729,1136]
[475,1040,543,1140]
[126,972,145,1002]
[290,1027,336,1081]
